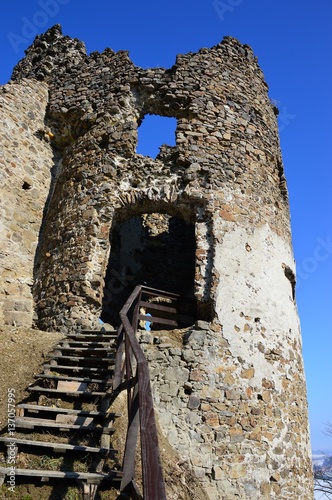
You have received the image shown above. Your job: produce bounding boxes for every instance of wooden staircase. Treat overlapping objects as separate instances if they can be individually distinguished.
[0,285,194,499]
[0,328,123,499]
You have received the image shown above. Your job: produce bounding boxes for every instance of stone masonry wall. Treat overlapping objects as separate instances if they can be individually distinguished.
[0,25,314,498]
[0,79,54,326]
[10,25,290,332]
[140,318,312,499]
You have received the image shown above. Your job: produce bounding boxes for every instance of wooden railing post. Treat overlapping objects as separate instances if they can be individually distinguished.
[113,325,124,391]
[119,377,140,496]
[113,284,194,500]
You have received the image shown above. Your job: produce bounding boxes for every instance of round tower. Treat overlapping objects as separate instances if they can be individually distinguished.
[5,26,313,498]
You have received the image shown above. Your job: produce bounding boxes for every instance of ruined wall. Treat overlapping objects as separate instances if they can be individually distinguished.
[1,25,313,498]
[140,314,312,499]
[0,79,54,326]
[10,25,290,332]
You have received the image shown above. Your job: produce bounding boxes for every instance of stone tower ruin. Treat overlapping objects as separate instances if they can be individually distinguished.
[0,25,313,498]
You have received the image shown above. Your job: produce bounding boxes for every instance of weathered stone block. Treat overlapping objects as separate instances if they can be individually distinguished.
[164,366,189,383]
[229,464,247,479]
[203,411,219,427]
[212,466,226,481]
[188,395,200,409]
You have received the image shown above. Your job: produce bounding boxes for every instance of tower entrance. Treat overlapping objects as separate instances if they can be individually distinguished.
[101,212,196,326]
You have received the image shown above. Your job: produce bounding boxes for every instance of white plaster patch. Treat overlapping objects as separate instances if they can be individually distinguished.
[214,221,301,389]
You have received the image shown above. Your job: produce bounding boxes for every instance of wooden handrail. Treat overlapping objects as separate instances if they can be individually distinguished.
[114,285,169,500]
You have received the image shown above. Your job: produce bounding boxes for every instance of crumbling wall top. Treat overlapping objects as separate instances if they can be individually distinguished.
[12,24,87,82]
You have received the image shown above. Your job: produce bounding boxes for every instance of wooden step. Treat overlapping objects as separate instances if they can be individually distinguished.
[34,374,108,384]
[49,355,115,364]
[77,326,117,335]
[57,340,115,348]
[16,413,112,426]
[0,323,123,493]
[28,386,109,397]
[43,364,113,374]
[15,417,115,433]
[53,346,115,353]
[66,333,117,341]
[17,404,118,418]
[0,437,113,455]
[0,467,122,481]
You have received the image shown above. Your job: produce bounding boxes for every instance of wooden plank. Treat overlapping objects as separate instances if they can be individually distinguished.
[28,387,107,396]
[16,404,113,417]
[113,325,124,391]
[120,382,140,494]
[66,333,116,340]
[138,365,167,500]
[57,381,88,392]
[34,374,106,384]
[140,304,194,325]
[49,355,115,363]
[138,314,179,326]
[58,341,114,347]
[0,437,112,454]
[53,346,113,352]
[43,364,113,374]
[77,327,116,334]
[138,313,193,326]
[15,418,114,433]
[139,300,177,314]
[119,284,167,500]
[55,414,94,426]
[13,416,54,427]
[0,467,122,480]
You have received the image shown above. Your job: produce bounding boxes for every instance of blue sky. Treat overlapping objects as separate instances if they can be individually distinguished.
[1,0,331,450]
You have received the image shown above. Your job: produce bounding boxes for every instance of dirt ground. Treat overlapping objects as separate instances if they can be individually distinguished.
[0,326,208,499]
[0,326,64,431]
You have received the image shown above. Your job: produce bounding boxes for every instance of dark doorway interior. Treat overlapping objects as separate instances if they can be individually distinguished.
[101,213,196,326]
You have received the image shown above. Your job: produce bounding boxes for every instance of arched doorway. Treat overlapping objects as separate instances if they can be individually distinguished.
[101,212,196,326]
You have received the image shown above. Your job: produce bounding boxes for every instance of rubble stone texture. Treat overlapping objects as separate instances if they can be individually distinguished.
[0,25,313,498]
